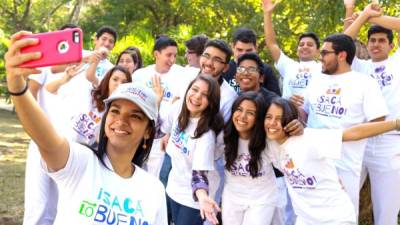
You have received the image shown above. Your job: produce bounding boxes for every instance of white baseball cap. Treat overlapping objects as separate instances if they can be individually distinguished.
[104,82,158,123]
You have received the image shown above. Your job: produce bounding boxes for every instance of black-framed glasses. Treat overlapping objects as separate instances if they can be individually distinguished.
[320,50,336,57]
[237,66,259,74]
[200,53,226,64]
[185,49,197,55]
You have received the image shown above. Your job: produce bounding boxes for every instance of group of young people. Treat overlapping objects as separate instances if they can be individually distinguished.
[4,0,400,225]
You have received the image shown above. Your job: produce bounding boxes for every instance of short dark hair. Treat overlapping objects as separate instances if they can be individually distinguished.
[153,35,178,52]
[96,26,117,42]
[298,32,320,49]
[237,52,265,77]
[368,25,394,44]
[232,28,257,46]
[204,39,233,64]
[185,34,209,56]
[324,33,355,65]
[269,97,299,133]
[59,24,78,30]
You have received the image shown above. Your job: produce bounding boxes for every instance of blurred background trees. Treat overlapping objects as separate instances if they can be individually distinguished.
[1,0,399,98]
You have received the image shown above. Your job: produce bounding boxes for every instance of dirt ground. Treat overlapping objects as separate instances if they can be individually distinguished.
[0,109,29,225]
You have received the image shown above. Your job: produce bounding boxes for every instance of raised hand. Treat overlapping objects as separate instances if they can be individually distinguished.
[363,3,382,18]
[151,74,164,108]
[343,0,356,8]
[262,0,281,13]
[5,31,41,92]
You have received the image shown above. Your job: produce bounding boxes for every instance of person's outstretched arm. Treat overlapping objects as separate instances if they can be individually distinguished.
[262,0,282,62]
[5,31,70,171]
[342,119,399,141]
[343,0,356,30]
[344,3,382,39]
[369,15,400,33]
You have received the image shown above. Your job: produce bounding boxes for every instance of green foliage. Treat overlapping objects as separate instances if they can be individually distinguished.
[1,0,400,95]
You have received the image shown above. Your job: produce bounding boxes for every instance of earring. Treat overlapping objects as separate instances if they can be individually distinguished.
[142,139,147,149]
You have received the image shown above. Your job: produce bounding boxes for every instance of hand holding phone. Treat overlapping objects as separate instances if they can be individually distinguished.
[20,28,83,68]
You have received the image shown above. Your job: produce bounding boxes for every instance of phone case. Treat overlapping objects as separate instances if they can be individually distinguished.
[20,28,83,68]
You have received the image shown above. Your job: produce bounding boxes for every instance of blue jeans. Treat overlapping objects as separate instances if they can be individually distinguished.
[167,195,203,225]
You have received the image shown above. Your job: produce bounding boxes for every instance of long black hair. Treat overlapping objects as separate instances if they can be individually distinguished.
[224,91,268,178]
[93,104,156,169]
[178,75,224,138]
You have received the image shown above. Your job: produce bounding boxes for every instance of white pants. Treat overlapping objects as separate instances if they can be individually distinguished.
[23,141,58,225]
[271,177,296,225]
[295,217,355,225]
[336,168,360,218]
[361,134,400,225]
[222,196,275,225]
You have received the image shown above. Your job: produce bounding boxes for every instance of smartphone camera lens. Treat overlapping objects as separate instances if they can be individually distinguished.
[73,31,80,43]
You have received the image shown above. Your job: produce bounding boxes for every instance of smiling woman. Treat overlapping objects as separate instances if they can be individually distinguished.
[4,31,167,225]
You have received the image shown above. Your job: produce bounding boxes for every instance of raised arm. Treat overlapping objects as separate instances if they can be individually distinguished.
[45,64,83,94]
[342,119,399,141]
[5,31,70,171]
[343,0,356,30]
[369,15,400,33]
[262,0,282,62]
[344,3,382,39]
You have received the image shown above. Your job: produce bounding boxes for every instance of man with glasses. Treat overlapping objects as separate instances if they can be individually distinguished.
[303,33,388,222]
[263,0,321,108]
[222,28,281,96]
[199,39,238,121]
[236,52,277,103]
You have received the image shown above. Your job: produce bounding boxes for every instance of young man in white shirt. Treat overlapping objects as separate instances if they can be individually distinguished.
[133,36,188,179]
[343,3,400,225]
[262,0,321,106]
[303,33,388,220]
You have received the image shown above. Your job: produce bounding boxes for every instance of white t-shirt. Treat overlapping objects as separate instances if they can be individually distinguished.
[275,51,321,99]
[304,71,388,176]
[69,101,104,147]
[223,138,277,206]
[267,129,356,225]
[133,64,189,122]
[58,51,113,124]
[220,79,238,122]
[352,48,400,135]
[45,141,167,225]
[162,104,216,209]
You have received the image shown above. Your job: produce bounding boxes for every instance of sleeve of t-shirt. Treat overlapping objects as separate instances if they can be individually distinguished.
[44,141,91,186]
[304,128,343,159]
[266,141,281,170]
[161,100,182,134]
[392,48,400,61]
[351,57,370,75]
[362,76,389,121]
[275,51,295,79]
[192,131,216,171]
[29,68,48,85]
[263,64,282,96]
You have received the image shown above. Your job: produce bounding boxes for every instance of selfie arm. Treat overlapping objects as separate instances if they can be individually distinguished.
[6,31,70,172]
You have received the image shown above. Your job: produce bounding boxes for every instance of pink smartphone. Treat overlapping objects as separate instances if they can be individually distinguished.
[20,28,83,68]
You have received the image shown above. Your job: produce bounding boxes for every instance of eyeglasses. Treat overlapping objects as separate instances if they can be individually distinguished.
[320,50,336,57]
[185,50,197,55]
[237,66,259,74]
[200,53,226,64]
